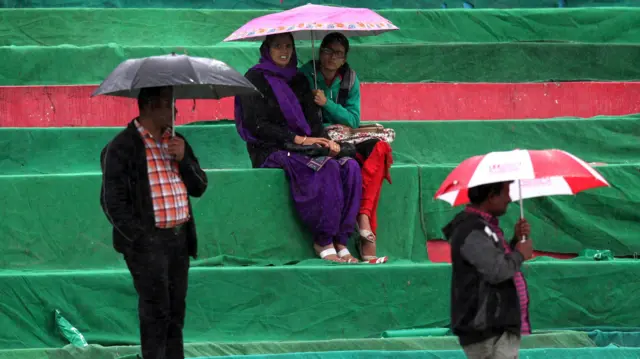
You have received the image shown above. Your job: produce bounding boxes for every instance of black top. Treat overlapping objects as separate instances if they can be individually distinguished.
[238,69,327,168]
[442,210,525,346]
[99,120,208,258]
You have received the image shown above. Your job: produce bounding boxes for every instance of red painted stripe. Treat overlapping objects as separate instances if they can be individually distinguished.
[426,240,578,264]
[2,82,640,127]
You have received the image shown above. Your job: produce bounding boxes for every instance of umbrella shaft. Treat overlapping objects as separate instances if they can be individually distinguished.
[518,180,526,242]
[311,31,317,90]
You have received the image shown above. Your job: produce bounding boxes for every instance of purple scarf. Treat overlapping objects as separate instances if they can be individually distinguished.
[234,38,311,143]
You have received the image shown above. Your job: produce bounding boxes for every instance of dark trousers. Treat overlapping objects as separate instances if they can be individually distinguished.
[124,226,190,359]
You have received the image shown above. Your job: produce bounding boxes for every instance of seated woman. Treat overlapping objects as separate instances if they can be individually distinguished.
[300,32,393,262]
[234,32,363,263]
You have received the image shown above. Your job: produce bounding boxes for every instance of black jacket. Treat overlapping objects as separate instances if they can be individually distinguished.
[99,120,208,258]
[238,69,326,168]
[442,210,524,346]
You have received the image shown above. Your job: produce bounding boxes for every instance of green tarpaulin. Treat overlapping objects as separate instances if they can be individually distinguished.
[2,3,640,358]
[4,9,640,47]
[194,348,640,359]
[2,117,640,270]
[2,164,640,268]
[1,262,639,350]
[0,333,603,359]
[2,117,638,175]
[2,0,639,9]
[4,42,640,85]
[1,117,640,269]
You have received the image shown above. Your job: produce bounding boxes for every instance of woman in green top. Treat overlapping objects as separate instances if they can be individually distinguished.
[300,32,393,263]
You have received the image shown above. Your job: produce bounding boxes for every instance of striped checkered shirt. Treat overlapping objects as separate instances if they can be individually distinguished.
[135,120,190,228]
[465,206,531,335]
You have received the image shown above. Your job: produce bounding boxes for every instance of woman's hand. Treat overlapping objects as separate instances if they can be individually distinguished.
[312,89,327,107]
[295,135,330,147]
[328,141,341,157]
[308,137,331,147]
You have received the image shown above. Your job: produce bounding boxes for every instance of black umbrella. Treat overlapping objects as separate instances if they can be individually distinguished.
[92,53,259,135]
[92,53,258,99]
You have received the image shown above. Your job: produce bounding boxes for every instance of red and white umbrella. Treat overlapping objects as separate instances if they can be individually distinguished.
[434,149,610,207]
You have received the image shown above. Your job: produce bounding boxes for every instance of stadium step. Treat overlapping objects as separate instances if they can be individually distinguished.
[1,262,639,350]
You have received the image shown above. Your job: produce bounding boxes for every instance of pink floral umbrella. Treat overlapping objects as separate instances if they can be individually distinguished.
[223,4,399,42]
[223,4,399,87]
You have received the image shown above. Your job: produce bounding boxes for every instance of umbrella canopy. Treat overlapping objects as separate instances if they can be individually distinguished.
[434,149,610,206]
[92,54,259,99]
[223,4,398,42]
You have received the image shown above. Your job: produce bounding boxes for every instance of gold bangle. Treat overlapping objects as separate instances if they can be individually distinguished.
[301,136,307,145]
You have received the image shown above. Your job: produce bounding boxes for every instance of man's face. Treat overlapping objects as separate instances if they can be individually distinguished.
[148,88,175,128]
[487,182,512,216]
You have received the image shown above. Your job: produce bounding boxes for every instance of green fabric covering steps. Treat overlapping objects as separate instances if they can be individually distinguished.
[1,331,638,359]
[2,0,640,9]
[382,328,451,338]
[1,263,639,350]
[2,117,640,268]
[194,348,640,359]
[2,117,638,175]
[0,167,426,269]
[589,330,640,347]
[422,163,640,255]
[0,0,452,9]
[192,348,640,359]
[6,8,640,47]
[2,164,640,268]
[5,42,640,85]
[0,332,599,359]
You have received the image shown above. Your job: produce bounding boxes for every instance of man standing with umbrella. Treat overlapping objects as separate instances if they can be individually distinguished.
[100,86,207,359]
[434,148,609,358]
[95,53,257,359]
[442,181,533,359]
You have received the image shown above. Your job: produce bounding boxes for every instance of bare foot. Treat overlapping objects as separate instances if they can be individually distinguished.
[357,214,377,259]
[314,244,344,262]
[334,243,359,263]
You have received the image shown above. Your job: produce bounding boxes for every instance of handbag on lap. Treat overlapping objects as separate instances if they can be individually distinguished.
[326,124,396,144]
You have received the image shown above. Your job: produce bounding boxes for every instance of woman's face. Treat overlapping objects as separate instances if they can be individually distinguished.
[320,42,346,72]
[269,34,294,68]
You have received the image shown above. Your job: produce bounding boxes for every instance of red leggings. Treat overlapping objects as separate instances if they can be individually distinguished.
[355,140,393,234]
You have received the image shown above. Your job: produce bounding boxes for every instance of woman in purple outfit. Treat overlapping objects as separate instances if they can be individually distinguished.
[234,33,362,263]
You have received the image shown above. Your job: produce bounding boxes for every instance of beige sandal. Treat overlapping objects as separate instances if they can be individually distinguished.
[337,247,359,263]
[358,230,388,264]
[316,247,344,262]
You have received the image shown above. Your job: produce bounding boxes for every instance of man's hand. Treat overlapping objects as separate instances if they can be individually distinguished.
[514,218,531,240]
[313,89,327,107]
[515,238,534,261]
[168,137,185,161]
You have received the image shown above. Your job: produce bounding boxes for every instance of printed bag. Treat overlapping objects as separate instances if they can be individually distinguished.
[326,124,396,145]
